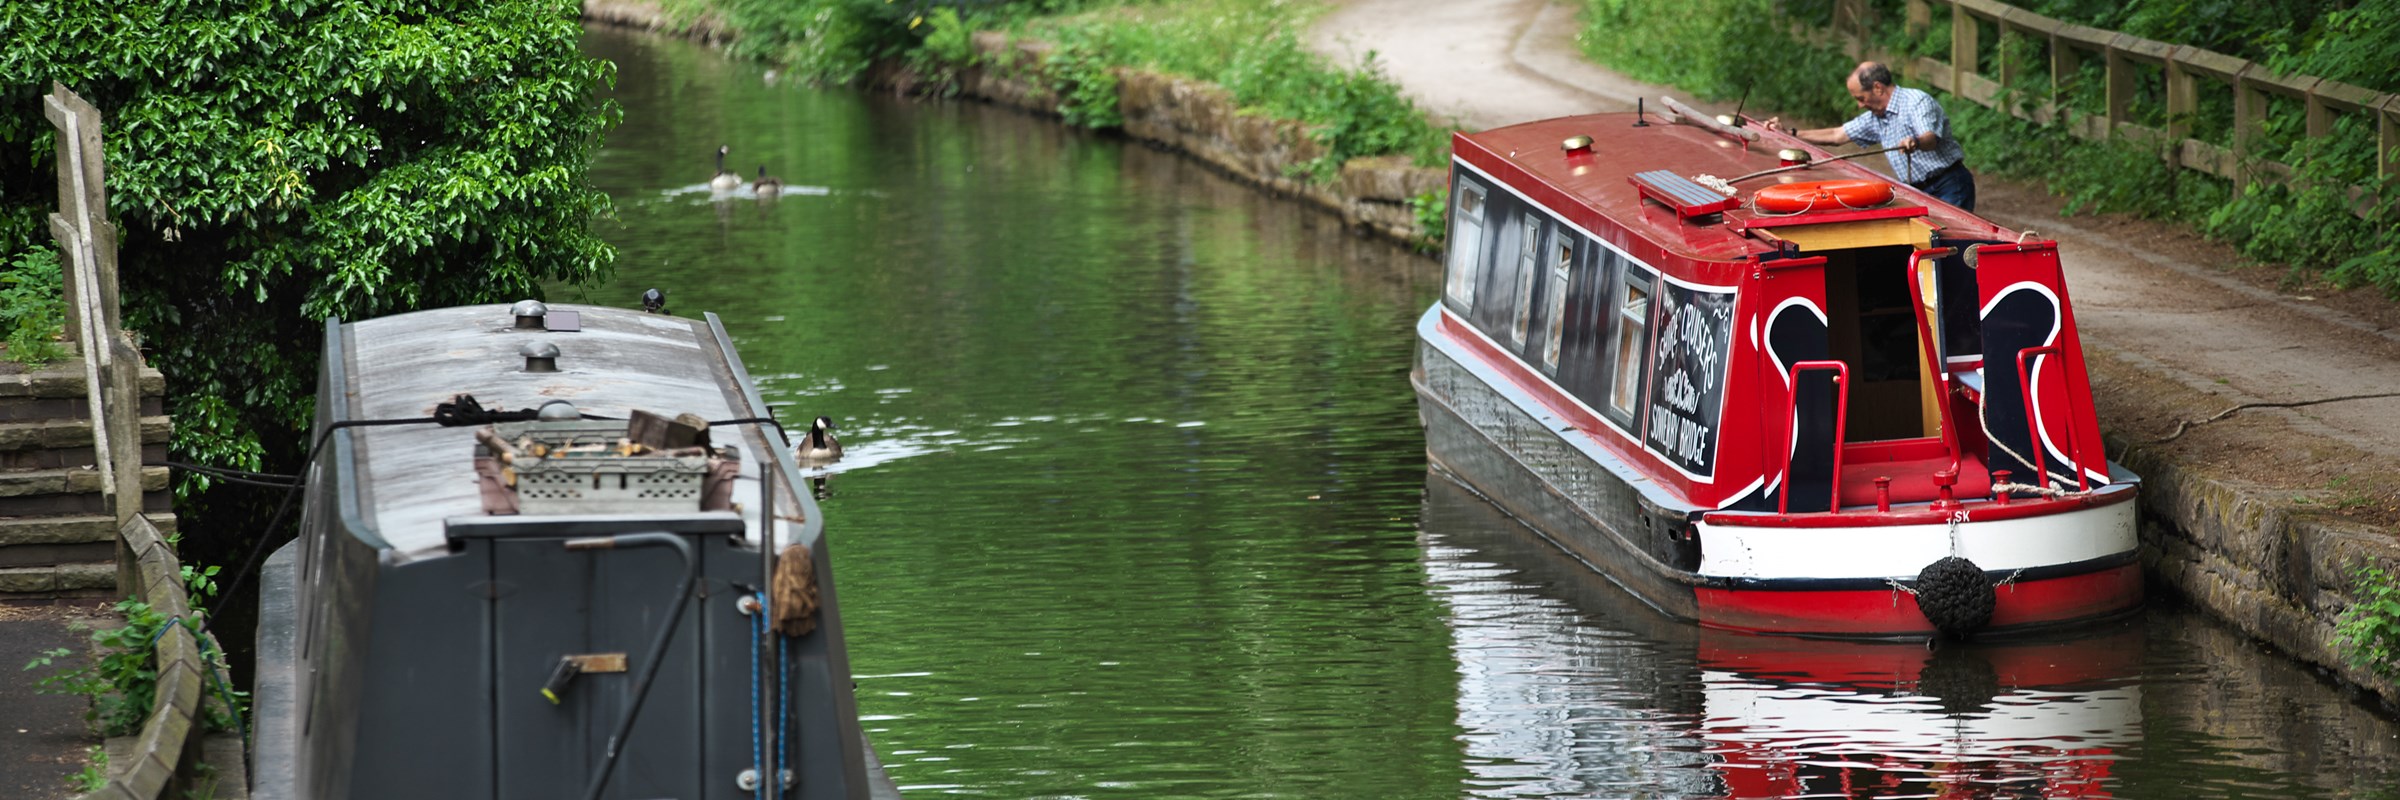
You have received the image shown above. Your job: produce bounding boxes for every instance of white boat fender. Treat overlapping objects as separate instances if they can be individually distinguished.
[1914,556,1996,637]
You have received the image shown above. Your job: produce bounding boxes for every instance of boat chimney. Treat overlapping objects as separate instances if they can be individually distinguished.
[511,299,548,330]
[1634,98,1649,127]
[521,341,560,373]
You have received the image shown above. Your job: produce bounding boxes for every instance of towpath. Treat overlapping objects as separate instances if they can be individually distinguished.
[1308,0,2400,519]
[0,602,107,800]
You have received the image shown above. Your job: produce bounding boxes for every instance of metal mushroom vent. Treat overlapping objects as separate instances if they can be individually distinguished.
[520,341,560,373]
[511,299,548,330]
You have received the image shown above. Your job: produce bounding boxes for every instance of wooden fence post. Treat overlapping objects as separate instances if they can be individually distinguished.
[2381,95,2400,183]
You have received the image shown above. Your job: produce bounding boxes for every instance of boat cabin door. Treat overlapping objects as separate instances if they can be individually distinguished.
[1974,240,2110,490]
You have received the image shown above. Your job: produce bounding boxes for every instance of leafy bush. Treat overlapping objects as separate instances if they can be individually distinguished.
[0,246,67,366]
[2336,560,2400,683]
[0,1,619,552]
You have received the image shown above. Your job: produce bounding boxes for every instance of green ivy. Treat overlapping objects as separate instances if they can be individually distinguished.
[1411,188,1448,252]
[2336,560,2400,683]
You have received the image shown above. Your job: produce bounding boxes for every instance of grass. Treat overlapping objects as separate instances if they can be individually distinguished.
[999,0,1454,179]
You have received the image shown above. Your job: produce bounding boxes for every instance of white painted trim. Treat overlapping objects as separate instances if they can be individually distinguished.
[1693,493,2136,579]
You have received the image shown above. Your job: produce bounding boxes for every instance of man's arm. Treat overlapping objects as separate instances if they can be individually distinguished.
[1763,117,1852,147]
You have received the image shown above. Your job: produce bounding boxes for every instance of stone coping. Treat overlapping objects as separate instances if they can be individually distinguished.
[78,514,233,800]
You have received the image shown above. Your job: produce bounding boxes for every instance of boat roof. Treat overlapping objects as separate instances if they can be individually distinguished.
[1455,112,2015,266]
[332,304,805,560]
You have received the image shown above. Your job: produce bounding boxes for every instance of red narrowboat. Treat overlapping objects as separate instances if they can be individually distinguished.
[1412,107,2142,638]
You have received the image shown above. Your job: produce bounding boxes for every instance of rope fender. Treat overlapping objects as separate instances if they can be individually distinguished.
[1913,556,1995,637]
[773,543,820,637]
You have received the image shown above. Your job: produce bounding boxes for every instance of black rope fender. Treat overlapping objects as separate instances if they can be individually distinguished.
[1914,556,1996,638]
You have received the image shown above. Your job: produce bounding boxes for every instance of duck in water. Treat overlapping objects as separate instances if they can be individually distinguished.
[798,415,843,463]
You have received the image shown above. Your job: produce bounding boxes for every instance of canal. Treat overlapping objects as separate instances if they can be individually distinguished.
[577,25,2400,799]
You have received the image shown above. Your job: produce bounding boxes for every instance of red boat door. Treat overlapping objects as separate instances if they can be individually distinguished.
[1742,255,1835,513]
[1975,241,2109,490]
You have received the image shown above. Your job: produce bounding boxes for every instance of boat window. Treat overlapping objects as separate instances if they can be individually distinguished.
[1511,216,1540,345]
[1542,238,1572,371]
[1444,183,1488,309]
[1609,273,1652,417]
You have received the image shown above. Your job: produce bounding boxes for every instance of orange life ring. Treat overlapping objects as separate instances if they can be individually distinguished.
[1751,179,1895,214]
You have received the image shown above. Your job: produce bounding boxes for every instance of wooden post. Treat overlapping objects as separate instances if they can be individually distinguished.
[1950,4,1977,100]
[1905,0,1931,40]
[2381,94,2400,183]
[2103,35,2136,140]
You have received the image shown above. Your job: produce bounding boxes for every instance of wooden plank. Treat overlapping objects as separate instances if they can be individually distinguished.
[1760,217,1933,252]
[2308,80,2379,139]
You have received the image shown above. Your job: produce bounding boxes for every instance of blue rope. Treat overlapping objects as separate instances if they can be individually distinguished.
[777,633,790,800]
[749,595,764,800]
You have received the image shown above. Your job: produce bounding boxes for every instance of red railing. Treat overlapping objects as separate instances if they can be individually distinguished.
[2014,344,2091,491]
[1780,360,1851,514]
[1906,249,1964,476]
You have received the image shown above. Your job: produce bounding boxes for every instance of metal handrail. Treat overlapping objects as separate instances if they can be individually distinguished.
[2014,344,2090,491]
[1780,360,1852,514]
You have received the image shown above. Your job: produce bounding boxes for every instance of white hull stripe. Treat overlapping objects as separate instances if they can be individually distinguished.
[1694,498,2136,580]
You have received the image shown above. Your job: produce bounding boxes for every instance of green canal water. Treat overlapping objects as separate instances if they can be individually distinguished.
[578,26,2400,799]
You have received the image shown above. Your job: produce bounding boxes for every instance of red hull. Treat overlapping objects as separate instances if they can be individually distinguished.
[1695,561,2142,637]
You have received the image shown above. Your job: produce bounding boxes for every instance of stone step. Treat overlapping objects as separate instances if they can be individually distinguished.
[0,465,172,516]
[0,357,166,400]
[0,561,115,595]
[0,415,173,458]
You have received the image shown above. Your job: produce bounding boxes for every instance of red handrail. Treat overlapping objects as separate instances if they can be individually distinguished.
[2014,344,2090,491]
[1905,249,1963,475]
[1780,360,1851,515]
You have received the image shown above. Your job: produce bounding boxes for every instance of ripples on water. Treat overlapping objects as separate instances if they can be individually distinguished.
[578,25,2399,799]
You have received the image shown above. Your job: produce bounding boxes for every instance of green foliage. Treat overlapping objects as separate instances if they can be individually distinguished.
[2336,560,2400,683]
[1042,27,1123,129]
[70,746,106,794]
[26,599,176,738]
[1411,188,1447,251]
[22,568,246,739]
[1576,0,1856,125]
[1003,0,1450,178]
[0,1,619,524]
[0,245,67,365]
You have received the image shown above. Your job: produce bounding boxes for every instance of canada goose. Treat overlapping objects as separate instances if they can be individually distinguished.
[754,166,784,198]
[710,145,740,190]
[797,415,843,463]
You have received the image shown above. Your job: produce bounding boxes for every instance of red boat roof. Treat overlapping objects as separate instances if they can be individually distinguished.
[1455,112,2015,266]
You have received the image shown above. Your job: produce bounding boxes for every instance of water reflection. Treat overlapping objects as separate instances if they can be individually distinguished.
[1424,474,2150,798]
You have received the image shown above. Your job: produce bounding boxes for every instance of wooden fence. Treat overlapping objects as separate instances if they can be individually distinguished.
[1822,0,2400,193]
